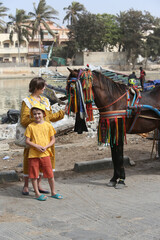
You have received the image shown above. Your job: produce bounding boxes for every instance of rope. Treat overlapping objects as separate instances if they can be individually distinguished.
[150,129,156,160]
[90,91,128,111]
[139,115,160,120]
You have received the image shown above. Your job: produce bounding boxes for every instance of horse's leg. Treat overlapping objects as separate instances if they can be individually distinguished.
[107,141,125,188]
[106,144,119,187]
[107,121,125,188]
[114,140,126,189]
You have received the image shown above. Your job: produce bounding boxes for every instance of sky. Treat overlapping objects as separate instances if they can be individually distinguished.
[3,0,160,26]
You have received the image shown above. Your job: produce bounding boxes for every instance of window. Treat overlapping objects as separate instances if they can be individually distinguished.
[4,43,9,48]
[21,57,24,63]
[12,57,16,63]
[4,58,9,62]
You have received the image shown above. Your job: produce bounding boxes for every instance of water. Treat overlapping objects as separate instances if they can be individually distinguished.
[0,78,67,116]
[0,71,160,116]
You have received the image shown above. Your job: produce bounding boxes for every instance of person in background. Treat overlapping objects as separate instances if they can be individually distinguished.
[139,67,146,90]
[25,103,63,201]
[128,71,137,87]
[21,77,65,195]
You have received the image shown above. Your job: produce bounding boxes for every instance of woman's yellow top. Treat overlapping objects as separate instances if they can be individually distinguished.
[25,121,55,158]
[20,95,64,127]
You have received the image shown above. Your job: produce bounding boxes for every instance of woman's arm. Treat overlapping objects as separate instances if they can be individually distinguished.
[48,109,65,122]
[20,101,34,127]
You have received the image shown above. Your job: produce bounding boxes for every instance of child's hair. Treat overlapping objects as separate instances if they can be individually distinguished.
[32,107,45,115]
[29,77,46,93]
[31,103,46,117]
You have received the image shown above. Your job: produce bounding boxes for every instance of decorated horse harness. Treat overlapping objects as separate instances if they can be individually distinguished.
[67,69,160,145]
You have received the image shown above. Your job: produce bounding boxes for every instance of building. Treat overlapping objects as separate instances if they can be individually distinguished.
[0,21,69,66]
[28,21,69,66]
[0,33,28,64]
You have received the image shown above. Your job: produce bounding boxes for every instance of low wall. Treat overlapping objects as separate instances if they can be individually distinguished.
[74,52,128,68]
[0,64,160,78]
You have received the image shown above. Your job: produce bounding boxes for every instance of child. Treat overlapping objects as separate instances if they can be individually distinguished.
[25,103,63,201]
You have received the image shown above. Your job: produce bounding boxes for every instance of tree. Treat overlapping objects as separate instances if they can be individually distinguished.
[116,9,156,68]
[96,13,120,51]
[67,12,120,54]
[146,18,160,61]
[63,1,86,25]
[68,12,105,52]
[0,2,9,32]
[8,9,31,64]
[28,0,59,66]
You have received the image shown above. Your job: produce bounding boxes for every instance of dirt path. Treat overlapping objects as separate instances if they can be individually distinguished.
[0,131,157,173]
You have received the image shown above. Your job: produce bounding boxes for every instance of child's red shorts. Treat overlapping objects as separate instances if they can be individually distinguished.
[29,156,53,179]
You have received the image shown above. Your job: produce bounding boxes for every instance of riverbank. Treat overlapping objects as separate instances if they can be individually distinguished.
[0,65,159,80]
[0,66,71,78]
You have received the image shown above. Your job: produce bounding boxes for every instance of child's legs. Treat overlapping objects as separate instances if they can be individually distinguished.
[48,176,55,196]
[31,178,40,197]
[40,157,54,194]
[29,158,41,197]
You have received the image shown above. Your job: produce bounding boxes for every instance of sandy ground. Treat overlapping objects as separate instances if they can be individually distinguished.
[0,130,157,173]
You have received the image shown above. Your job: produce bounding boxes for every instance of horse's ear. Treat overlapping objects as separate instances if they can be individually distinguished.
[67,67,72,73]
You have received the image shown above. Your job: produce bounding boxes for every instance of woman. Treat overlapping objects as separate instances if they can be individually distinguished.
[21,77,65,195]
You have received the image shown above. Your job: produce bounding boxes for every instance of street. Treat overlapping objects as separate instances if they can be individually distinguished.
[0,160,160,240]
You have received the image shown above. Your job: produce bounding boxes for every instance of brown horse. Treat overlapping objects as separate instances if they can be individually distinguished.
[67,68,160,188]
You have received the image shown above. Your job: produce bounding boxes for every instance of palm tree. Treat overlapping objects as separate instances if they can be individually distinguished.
[0,2,9,31]
[8,9,31,64]
[63,1,86,25]
[28,0,59,66]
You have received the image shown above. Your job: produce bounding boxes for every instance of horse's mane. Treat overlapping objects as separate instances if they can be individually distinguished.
[92,70,127,95]
[68,68,128,96]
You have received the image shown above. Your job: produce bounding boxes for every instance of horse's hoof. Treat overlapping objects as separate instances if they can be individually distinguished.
[106,181,117,187]
[114,181,126,189]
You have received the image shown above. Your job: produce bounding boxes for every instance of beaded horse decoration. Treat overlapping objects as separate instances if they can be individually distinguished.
[67,69,94,122]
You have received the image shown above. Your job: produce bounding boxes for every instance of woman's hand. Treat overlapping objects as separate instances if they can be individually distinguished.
[64,104,68,114]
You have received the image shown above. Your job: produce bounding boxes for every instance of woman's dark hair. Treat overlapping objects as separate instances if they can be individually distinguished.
[29,77,46,93]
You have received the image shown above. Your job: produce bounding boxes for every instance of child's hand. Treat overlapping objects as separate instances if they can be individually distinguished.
[42,147,47,152]
[36,145,46,152]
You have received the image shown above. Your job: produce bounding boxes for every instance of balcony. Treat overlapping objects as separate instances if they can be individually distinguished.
[0,47,28,54]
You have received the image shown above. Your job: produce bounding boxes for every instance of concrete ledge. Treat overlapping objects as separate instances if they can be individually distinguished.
[0,170,19,184]
[74,156,131,172]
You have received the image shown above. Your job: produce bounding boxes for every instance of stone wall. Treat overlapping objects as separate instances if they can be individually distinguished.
[74,52,128,69]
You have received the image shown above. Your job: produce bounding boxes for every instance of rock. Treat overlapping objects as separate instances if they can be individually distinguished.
[0,143,9,151]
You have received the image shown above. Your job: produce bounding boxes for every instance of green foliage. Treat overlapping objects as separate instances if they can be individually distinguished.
[28,0,59,65]
[146,27,160,60]
[96,14,120,51]
[0,2,9,32]
[8,8,32,63]
[116,9,157,64]
[29,0,58,40]
[65,7,160,64]
[68,12,106,51]
[8,9,31,44]
[67,12,121,53]
[63,1,86,25]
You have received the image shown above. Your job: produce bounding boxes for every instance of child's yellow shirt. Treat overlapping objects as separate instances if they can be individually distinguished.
[25,121,56,158]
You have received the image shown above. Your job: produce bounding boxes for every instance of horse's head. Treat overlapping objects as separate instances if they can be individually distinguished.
[67,67,80,79]
[66,68,79,96]
[66,67,94,121]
